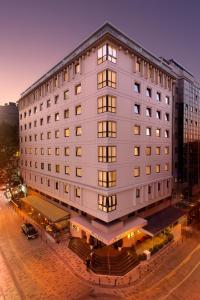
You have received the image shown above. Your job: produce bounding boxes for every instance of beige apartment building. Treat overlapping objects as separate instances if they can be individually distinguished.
[18,23,183,250]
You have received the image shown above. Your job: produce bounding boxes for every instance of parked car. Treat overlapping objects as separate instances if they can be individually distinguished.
[21,223,38,239]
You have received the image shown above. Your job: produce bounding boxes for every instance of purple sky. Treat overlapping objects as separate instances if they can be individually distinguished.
[0,0,199,104]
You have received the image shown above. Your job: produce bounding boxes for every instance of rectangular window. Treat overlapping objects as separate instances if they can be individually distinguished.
[156,92,161,101]
[98,95,116,113]
[165,147,169,155]
[76,168,82,177]
[65,147,70,156]
[165,96,170,105]
[55,147,60,156]
[55,130,60,138]
[54,95,59,104]
[146,165,151,175]
[134,167,140,177]
[98,194,117,212]
[47,132,51,139]
[97,44,117,64]
[76,146,82,157]
[75,63,80,74]
[134,146,140,156]
[64,128,70,137]
[146,107,151,117]
[55,113,59,121]
[146,127,151,136]
[165,163,169,171]
[47,99,51,108]
[156,164,160,173]
[64,184,69,194]
[134,104,140,114]
[165,113,169,121]
[136,61,141,72]
[40,118,43,126]
[55,165,60,173]
[98,121,117,138]
[75,105,82,115]
[136,189,140,198]
[47,115,51,124]
[156,110,161,119]
[41,163,44,170]
[156,128,161,137]
[134,82,140,93]
[47,148,51,155]
[134,125,140,135]
[146,147,151,156]
[64,109,69,119]
[75,84,81,95]
[76,126,82,136]
[40,133,44,140]
[156,147,161,155]
[97,70,116,89]
[64,90,69,100]
[40,103,43,111]
[65,166,70,175]
[165,130,169,138]
[98,146,116,162]
[75,187,81,198]
[146,88,152,97]
[98,171,116,187]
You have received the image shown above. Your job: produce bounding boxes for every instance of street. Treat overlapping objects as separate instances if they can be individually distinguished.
[0,191,92,300]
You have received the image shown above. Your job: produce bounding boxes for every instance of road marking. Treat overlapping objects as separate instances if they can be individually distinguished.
[159,261,200,300]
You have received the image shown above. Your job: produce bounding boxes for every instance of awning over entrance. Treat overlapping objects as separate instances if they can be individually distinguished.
[70,215,147,245]
[21,195,70,223]
[142,206,186,236]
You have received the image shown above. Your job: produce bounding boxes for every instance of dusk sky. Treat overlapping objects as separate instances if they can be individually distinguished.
[0,0,199,105]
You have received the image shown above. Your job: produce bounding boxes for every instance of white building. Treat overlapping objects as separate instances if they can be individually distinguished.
[18,23,181,248]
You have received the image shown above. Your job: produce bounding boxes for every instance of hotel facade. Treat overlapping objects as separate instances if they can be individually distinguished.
[18,23,182,249]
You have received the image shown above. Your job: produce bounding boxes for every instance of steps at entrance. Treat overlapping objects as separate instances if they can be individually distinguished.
[68,238,139,276]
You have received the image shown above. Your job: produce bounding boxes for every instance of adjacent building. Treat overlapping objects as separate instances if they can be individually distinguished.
[18,23,184,250]
[0,102,18,126]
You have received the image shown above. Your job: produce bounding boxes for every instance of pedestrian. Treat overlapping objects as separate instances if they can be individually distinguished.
[86,257,90,271]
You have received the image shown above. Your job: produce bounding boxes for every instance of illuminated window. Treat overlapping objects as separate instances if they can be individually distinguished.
[165,113,169,121]
[156,147,161,155]
[98,121,116,138]
[134,167,140,177]
[55,113,59,121]
[165,163,169,171]
[156,164,160,173]
[47,148,51,155]
[75,187,81,198]
[165,96,170,105]
[76,168,82,177]
[64,109,69,119]
[65,147,70,156]
[146,166,151,175]
[136,61,141,72]
[156,128,161,137]
[98,95,116,113]
[75,84,81,95]
[65,166,70,175]
[134,146,140,156]
[98,146,116,162]
[76,146,82,157]
[47,99,51,108]
[63,69,68,81]
[97,44,117,64]
[98,171,116,187]
[134,125,140,135]
[64,90,69,100]
[55,165,60,173]
[97,70,116,89]
[64,128,70,137]
[146,147,151,156]
[75,105,82,115]
[55,147,60,156]
[134,82,140,93]
[146,127,151,136]
[75,63,80,74]
[98,195,117,212]
[76,126,82,136]
[165,147,169,155]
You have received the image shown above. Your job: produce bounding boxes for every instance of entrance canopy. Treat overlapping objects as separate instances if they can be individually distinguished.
[70,215,147,245]
[142,206,185,236]
[21,195,70,223]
